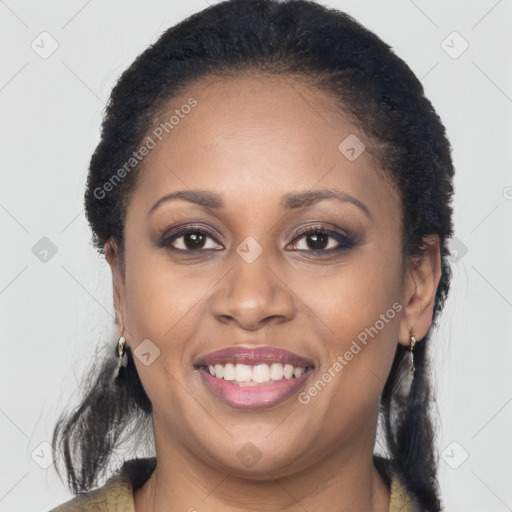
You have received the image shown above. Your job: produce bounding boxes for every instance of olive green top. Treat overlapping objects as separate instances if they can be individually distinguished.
[50,458,420,511]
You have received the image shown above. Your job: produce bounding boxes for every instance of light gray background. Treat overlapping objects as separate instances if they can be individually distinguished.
[1,0,511,510]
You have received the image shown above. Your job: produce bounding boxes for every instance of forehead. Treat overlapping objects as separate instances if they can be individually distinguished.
[131,73,400,220]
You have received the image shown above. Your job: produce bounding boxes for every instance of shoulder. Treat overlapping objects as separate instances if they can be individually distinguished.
[48,458,156,512]
[48,475,132,512]
[389,472,422,512]
[375,456,423,512]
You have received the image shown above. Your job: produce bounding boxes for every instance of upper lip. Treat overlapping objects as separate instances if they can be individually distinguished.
[195,345,315,367]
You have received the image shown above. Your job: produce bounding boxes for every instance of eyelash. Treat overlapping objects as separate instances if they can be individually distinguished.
[159,223,357,255]
[288,225,356,252]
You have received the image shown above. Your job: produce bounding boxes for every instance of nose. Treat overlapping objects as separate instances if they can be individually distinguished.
[210,253,296,331]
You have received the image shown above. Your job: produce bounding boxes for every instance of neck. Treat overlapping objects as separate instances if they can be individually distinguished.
[134,432,390,512]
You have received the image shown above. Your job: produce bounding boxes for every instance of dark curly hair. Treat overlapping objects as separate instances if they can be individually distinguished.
[53,1,455,510]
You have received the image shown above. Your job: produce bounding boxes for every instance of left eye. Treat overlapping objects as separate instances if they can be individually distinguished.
[288,228,352,252]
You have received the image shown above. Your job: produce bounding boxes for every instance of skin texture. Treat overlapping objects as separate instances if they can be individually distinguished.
[106,74,441,512]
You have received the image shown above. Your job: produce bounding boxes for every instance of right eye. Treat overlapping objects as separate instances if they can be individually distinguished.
[160,227,224,252]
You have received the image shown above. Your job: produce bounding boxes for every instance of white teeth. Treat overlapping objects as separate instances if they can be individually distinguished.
[293,366,305,378]
[270,363,284,380]
[252,364,271,383]
[214,364,223,379]
[223,363,236,381]
[206,362,309,383]
[235,363,252,382]
[283,364,294,379]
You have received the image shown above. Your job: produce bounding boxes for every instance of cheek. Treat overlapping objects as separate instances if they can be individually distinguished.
[288,261,403,441]
[291,242,403,392]
[292,244,403,338]
[121,244,227,400]
[122,245,213,342]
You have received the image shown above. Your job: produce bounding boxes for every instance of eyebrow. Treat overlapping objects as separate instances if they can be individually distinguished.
[281,189,371,218]
[148,188,371,219]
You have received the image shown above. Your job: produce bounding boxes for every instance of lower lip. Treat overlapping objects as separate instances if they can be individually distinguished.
[198,367,313,409]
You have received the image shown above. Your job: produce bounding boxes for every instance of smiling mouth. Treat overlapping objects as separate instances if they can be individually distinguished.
[194,345,315,408]
[200,362,314,386]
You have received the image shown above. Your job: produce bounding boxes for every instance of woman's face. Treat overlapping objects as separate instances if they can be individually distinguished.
[110,74,434,476]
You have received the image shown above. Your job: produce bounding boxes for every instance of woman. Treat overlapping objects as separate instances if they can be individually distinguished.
[50,0,454,510]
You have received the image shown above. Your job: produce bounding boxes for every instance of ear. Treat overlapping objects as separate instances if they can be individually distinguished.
[105,238,127,338]
[398,234,442,347]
